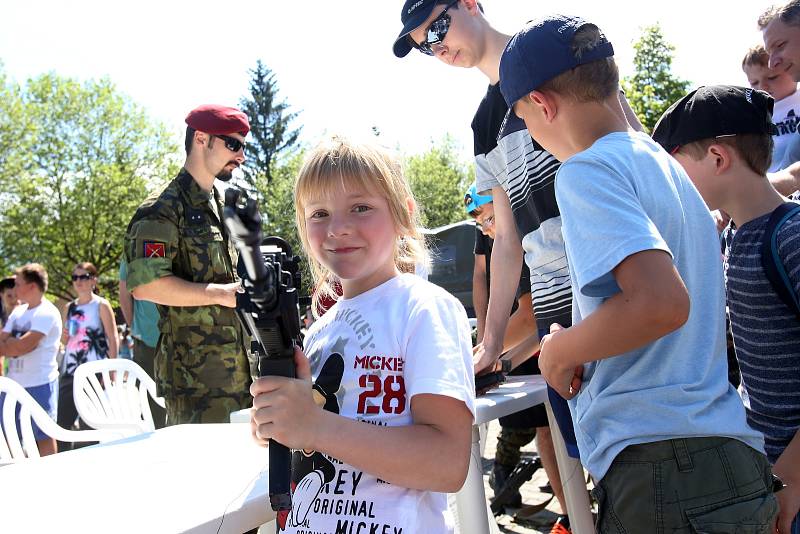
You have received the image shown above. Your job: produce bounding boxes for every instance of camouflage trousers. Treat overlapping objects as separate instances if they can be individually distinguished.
[166,392,252,425]
[495,426,537,468]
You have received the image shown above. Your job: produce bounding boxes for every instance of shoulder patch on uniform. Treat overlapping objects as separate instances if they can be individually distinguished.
[143,241,167,258]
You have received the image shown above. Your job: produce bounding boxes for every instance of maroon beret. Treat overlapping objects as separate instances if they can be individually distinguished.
[185,104,250,136]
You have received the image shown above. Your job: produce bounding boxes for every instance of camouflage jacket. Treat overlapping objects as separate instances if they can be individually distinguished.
[124,169,252,398]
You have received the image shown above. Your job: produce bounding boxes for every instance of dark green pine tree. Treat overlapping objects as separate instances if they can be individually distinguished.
[621,24,690,132]
[239,60,302,188]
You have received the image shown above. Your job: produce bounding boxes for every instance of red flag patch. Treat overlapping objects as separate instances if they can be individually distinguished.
[143,241,166,258]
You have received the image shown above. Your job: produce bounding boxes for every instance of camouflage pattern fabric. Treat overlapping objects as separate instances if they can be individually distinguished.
[166,393,252,425]
[495,426,537,468]
[124,169,253,404]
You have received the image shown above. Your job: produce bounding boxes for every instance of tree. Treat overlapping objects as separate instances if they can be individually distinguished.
[0,72,179,302]
[404,136,474,229]
[621,24,690,132]
[239,61,301,189]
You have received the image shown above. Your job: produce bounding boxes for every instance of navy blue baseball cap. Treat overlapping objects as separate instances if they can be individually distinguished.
[652,85,777,154]
[499,15,614,108]
[393,0,440,58]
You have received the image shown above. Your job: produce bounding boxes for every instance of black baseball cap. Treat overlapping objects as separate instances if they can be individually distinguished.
[652,85,777,154]
[393,0,439,58]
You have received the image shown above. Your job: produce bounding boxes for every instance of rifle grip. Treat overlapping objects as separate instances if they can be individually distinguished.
[259,355,297,511]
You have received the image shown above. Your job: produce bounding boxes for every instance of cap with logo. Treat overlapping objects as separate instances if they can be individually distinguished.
[651,85,777,154]
[464,184,493,214]
[499,14,614,108]
[393,0,440,58]
[185,104,250,136]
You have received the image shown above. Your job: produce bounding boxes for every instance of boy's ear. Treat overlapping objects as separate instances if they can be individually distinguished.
[462,0,481,15]
[708,144,733,175]
[527,90,557,123]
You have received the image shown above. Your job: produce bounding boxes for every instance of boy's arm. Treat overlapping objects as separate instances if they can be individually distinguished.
[472,253,488,343]
[474,186,523,372]
[768,161,800,196]
[773,431,800,534]
[119,278,134,327]
[618,91,645,133]
[540,249,689,398]
[502,292,536,353]
[0,330,45,357]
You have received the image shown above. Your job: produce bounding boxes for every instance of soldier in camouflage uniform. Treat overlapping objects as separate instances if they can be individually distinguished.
[124,104,253,425]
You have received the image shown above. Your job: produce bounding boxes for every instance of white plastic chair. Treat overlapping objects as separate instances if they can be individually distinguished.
[0,377,130,464]
[73,358,166,435]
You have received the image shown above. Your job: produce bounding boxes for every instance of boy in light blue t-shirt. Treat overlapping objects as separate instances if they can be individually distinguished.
[499,15,777,531]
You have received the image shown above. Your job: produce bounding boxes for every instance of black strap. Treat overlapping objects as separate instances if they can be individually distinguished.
[760,202,800,321]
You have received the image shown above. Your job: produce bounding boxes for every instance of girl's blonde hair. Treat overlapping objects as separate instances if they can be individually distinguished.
[295,136,428,315]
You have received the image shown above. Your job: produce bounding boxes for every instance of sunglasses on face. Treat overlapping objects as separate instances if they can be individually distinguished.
[214,134,246,153]
[71,273,94,281]
[414,0,458,56]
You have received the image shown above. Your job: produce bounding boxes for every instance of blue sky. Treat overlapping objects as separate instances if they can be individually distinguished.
[0,0,777,161]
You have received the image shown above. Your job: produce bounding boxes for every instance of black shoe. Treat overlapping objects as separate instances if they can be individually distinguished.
[489,462,521,506]
[490,456,542,515]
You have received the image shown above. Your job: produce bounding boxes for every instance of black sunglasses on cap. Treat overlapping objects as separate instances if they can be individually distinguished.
[71,273,94,281]
[412,0,458,56]
[214,134,246,153]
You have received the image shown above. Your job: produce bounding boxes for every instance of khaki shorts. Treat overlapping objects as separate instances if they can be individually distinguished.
[593,437,777,533]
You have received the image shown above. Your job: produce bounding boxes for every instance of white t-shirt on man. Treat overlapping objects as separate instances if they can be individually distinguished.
[2,299,62,387]
[770,89,800,173]
[280,273,475,534]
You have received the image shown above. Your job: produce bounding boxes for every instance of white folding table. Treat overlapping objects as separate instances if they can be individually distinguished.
[0,424,274,533]
[0,376,592,534]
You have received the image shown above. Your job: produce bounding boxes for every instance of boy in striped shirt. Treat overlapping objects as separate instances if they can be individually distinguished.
[653,85,800,534]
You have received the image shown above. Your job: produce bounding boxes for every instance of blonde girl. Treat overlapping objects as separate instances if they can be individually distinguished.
[250,137,475,533]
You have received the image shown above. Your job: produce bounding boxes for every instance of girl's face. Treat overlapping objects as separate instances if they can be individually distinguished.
[303,183,400,299]
[71,268,95,295]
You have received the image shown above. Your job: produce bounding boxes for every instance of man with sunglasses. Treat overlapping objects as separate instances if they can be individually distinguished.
[123,104,254,425]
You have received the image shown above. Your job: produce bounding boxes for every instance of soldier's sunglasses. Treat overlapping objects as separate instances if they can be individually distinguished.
[413,0,458,56]
[71,273,93,281]
[214,134,246,153]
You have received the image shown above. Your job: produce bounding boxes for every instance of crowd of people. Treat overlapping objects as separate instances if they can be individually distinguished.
[2,1,800,533]
[0,263,119,456]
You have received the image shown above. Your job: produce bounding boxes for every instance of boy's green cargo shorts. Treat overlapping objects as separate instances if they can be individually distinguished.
[592,436,777,533]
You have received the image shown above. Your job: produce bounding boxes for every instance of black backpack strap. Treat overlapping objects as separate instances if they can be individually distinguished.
[760,202,800,321]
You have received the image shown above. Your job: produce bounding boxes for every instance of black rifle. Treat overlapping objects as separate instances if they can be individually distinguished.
[222,188,303,513]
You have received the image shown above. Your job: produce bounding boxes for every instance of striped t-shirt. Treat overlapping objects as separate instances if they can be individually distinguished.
[725,207,800,463]
[472,83,572,330]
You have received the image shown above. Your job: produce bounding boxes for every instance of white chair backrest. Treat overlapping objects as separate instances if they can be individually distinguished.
[73,358,165,435]
[0,377,127,464]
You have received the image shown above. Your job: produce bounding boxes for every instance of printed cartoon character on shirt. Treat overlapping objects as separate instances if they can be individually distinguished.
[277,349,345,531]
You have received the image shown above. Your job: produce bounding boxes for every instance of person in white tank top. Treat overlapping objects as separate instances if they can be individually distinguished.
[57,262,119,452]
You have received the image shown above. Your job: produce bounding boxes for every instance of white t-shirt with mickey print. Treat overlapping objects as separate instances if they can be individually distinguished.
[282,273,475,534]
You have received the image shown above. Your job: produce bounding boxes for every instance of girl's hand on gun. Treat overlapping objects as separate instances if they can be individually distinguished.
[250,346,322,450]
[538,323,583,399]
